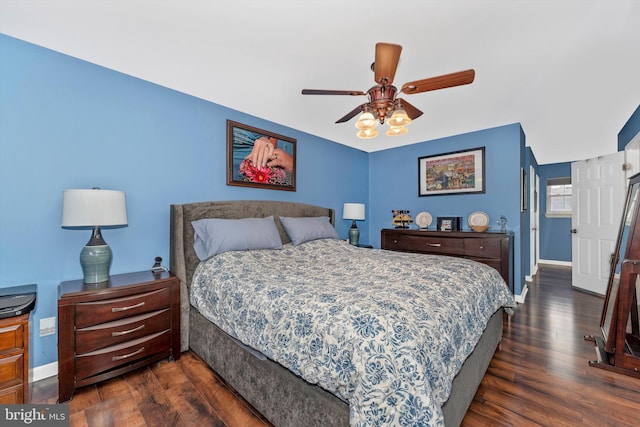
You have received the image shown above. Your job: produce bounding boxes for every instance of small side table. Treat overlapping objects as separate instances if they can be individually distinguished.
[58,271,180,402]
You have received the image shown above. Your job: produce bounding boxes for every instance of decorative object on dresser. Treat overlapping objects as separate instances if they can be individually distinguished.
[437,216,461,231]
[391,209,412,228]
[415,211,433,229]
[381,228,514,293]
[61,188,128,284]
[418,147,485,196]
[468,210,490,232]
[0,284,36,404]
[342,203,365,246]
[227,120,296,191]
[57,271,180,402]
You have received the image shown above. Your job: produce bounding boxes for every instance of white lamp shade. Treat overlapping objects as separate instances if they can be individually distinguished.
[62,189,128,227]
[343,203,365,221]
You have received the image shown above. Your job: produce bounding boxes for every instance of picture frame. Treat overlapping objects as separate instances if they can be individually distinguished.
[418,147,485,196]
[227,120,296,191]
[437,216,461,231]
[520,167,527,212]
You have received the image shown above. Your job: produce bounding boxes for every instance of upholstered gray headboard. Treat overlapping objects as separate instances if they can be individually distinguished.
[169,200,335,351]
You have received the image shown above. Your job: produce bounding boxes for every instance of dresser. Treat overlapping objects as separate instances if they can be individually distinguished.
[0,313,29,403]
[381,229,514,293]
[58,271,180,402]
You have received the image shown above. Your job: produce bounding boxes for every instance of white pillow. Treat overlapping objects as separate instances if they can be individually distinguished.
[280,216,338,246]
[192,216,283,261]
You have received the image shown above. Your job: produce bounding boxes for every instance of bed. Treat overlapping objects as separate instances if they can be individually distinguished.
[170,200,514,427]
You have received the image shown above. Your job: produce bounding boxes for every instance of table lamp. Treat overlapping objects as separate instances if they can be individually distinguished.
[62,188,128,284]
[343,203,365,246]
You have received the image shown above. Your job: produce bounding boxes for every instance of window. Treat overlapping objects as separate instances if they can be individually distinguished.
[546,177,572,217]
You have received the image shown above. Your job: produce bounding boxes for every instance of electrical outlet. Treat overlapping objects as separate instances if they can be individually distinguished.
[39,317,56,337]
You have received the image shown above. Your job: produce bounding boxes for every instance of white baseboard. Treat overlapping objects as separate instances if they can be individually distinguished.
[538,259,572,267]
[515,283,528,304]
[32,361,57,382]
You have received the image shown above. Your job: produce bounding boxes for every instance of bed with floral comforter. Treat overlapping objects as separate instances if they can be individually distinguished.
[190,238,514,426]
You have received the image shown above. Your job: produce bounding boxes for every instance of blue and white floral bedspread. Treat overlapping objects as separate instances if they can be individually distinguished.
[190,239,515,426]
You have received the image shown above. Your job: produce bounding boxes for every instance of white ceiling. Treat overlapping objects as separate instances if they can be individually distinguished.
[2,0,639,164]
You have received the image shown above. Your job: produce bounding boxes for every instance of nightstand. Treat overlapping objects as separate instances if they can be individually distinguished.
[57,271,180,402]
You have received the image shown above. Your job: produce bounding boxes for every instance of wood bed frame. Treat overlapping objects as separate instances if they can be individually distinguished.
[170,200,503,427]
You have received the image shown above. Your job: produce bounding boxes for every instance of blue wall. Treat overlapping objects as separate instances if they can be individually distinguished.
[1,33,550,372]
[537,162,572,262]
[0,35,369,368]
[369,123,525,295]
[618,104,640,150]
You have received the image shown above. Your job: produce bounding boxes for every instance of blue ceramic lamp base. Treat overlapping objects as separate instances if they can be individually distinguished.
[80,227,113,284]
[348,222,360,246]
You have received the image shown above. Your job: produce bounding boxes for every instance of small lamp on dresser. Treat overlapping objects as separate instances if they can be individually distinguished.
[62,188,128,284]
[343,203,365,246]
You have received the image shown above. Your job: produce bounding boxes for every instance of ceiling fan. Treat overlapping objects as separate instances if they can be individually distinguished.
[301,42,475,138]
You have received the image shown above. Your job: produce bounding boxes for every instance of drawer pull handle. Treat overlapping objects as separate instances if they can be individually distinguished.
[427,243,441,247]
[112,302,145,312]
[112,347,145,361]
[112,324,145,337]
[479,245,484,250]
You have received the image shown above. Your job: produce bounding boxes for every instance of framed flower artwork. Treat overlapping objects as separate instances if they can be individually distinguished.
[227,120,296,191]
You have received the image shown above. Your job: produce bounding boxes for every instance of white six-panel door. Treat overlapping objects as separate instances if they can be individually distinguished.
[571,151,624,295]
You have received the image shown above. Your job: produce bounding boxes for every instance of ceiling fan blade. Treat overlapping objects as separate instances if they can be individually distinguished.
[335,104,367,123]
[302,89,366,96]
[374,43,402,85]
[401,69,475,94]
[396,98,423,120]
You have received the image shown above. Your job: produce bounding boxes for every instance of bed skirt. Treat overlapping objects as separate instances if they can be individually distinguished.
[189,306,504,427]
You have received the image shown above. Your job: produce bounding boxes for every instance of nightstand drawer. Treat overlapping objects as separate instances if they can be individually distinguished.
[76,309,172,355]
[75,330,171,380]
[0,324,24,353]
[75,288,170,328]
[464,238,501,258]
[0,384,23,404]
[0,353,23,384]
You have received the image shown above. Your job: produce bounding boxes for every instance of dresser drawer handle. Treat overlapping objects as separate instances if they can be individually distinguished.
[427,243,442,247]
[479,245,484,250]
[112,302,145,312]
[112,347,145,361]
[112,324,145,337]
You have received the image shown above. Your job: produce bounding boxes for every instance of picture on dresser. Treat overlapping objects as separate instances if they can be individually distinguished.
[227,120,296,191]
[418,147,485,196]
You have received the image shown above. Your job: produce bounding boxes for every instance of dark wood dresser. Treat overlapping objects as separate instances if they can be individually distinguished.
[0,313,29,403]
[58,271,180,402]
[381,228,514,293]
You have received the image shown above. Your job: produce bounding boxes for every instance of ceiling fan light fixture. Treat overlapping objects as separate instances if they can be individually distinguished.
[357,128,379,139]
[386,126,408,136]
[355,112,378,130]
[388,109,411,127]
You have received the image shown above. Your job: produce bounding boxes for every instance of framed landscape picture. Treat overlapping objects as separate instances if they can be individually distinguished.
[227,120,296,191]
[418,147,485,196]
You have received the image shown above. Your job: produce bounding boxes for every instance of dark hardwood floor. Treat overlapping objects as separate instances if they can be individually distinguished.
[31,265,640,426]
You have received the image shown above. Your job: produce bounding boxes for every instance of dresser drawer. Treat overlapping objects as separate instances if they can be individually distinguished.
[76,309,171,355]
[383,232,463,255]
[464,238,501,258]
[75,288,170,328]
[75,330,171,381]
[0,383,23,404]
[0,353,23,384]
[0,324,24,353]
